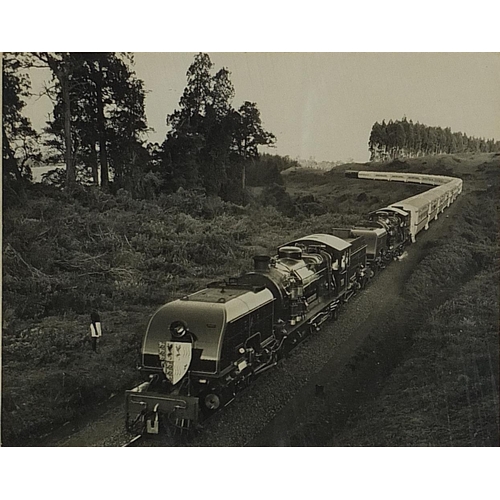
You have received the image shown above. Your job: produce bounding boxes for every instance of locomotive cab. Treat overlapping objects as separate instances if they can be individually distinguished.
[330,229,368,289]
[369,207,410,251]
[287,234,352,298]
[349,223,388,264]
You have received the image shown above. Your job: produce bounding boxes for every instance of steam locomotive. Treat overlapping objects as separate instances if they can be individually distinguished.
[125,170,462,434]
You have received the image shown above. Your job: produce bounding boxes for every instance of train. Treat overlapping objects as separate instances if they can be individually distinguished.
[125,170,463,435]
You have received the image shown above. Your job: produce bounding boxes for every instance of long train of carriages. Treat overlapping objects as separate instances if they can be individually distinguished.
[125,170,463,435]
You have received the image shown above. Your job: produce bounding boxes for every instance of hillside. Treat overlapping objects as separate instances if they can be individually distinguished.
[2,152,498,446]
[329,154,499,446]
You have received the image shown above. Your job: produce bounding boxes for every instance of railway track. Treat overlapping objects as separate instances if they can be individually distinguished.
[122,435,143,447]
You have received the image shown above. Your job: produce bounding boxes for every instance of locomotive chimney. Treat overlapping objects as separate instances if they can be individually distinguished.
[253,255,271,272]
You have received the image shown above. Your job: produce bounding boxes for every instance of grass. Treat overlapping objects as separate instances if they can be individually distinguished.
[333,270,499,446]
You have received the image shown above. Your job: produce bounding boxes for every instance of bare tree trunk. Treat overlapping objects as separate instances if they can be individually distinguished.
[241,138,247,193]
[39,53,76,190]
[62,76,75,189]
[96,61,109,191]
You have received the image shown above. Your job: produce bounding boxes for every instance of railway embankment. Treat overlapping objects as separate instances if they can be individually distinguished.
[326,183,499,446]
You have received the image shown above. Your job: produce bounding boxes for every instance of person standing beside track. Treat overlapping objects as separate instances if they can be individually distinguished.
[90,311,102,353]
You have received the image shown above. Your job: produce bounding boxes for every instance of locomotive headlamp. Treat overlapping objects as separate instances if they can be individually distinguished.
[170,320,187,338]
[238,347,246,354]
[204,393,221,410]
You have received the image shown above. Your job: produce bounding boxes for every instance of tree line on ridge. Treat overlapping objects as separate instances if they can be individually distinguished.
[369,118,500,161]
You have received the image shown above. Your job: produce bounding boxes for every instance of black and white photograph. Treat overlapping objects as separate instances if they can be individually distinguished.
[1,4,499,499]
[3,49,498,449]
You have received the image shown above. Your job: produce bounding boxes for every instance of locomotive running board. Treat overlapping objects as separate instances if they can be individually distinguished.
[308,311,331,329]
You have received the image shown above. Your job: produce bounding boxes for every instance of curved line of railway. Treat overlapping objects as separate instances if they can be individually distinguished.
[123,170,463,442]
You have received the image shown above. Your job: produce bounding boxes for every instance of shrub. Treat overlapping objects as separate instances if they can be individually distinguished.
[259,183,296,216]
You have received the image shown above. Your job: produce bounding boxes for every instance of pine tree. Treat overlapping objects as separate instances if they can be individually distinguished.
[163,53,214,191]
[368,121,380,161]
[162,53,275,200]
[31,52,89,189]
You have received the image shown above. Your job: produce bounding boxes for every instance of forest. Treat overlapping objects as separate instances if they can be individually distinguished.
[369,118,500,161]
[5,52,499,200]
[3,52,285,205]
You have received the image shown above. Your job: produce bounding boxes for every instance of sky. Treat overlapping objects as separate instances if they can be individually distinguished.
[25,52,500,164]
